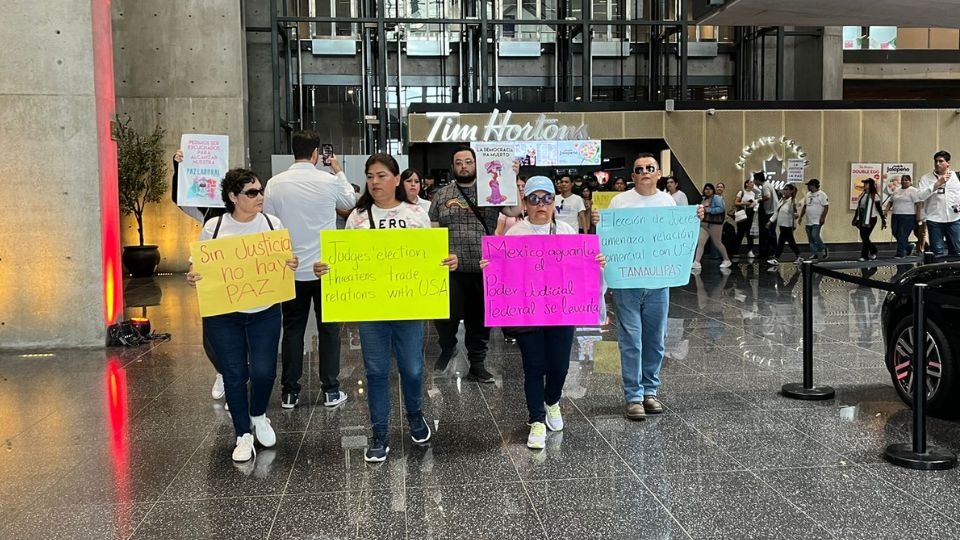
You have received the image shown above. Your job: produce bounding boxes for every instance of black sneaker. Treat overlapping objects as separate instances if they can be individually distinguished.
[364,433,390,463]
[466,366,495,384]
[409,413,432,444]
[433,349,454,371]
[281,392,299,409]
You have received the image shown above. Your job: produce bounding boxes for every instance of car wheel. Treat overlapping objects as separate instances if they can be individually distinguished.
[887,316,959,419]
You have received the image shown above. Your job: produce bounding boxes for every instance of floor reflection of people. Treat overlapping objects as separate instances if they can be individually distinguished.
[693,270,731,342]
[850,268,880,344]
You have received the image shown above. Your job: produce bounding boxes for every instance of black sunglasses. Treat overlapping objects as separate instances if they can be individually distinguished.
[525,193,555,206]
[240,188,265,198]
[634,165,659,174]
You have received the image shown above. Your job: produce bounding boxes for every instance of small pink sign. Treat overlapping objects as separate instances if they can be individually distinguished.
[482,234,603,327]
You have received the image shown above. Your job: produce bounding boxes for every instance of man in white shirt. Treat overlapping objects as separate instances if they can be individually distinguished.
[917,150,960,256]
[756,172,779,260]
[263,131,357,409]
[555,175,588,232]
[595,153,704,421]
[799,179,830,260]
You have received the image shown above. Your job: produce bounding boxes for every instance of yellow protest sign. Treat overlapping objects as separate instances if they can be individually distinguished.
[189,229,296,317]
[592,191,617,210]
[320,228,450,322]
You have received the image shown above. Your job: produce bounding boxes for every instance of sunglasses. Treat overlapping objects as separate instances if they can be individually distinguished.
[634,165,659,174]
[525,193,555,206]
[240,188,265,198]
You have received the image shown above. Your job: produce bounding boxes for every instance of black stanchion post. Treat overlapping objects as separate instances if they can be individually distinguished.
[884,283,957,470]
[782,260,835,400]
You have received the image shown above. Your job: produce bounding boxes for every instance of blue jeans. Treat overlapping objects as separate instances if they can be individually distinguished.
[203,304,282,437]
[612,288,669,402]
[516,326,575,424]
[926,220,960,256]
[805,224,826,256]
[359,320,425,434]
[891,214,915,257]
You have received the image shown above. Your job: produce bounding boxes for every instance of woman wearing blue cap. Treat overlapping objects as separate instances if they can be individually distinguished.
[481,176,605,450]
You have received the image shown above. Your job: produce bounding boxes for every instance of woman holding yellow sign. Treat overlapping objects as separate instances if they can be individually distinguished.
[480,176,606,450]
[314,153,458,463]
[186,168,299,463]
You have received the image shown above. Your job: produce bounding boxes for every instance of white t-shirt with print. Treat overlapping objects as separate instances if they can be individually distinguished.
[506,219,578,236]
[670,190,689,206]
[555,193,586,231]
[803,191,830,224]
[345,202,431,230]
[197,213,286,314]
[608,189,677,209]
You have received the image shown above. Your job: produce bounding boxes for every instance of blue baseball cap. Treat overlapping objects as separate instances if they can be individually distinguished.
[523,176,555,196]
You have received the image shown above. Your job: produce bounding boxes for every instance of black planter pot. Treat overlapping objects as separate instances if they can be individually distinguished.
[122,245,161,278]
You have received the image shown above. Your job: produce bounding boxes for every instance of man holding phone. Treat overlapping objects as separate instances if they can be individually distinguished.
[917,150,960,256]
[264,131,357,409]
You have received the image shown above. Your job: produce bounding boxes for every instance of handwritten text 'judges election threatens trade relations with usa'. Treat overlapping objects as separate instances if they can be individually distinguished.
[319,228,451,322]
[190,229,296,317]
[597,206,699,289]
[482,235,603,327]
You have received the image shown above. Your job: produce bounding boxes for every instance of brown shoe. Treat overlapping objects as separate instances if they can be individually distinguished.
[625,402,646,421]
[643,396,664,414]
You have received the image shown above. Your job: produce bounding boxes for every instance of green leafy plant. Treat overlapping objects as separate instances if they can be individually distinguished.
[114,115,168,246]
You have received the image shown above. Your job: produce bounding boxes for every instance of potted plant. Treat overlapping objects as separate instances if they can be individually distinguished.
[115,115,168,278]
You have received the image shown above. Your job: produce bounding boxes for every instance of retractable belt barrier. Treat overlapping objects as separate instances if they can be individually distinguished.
[783,257,957,471]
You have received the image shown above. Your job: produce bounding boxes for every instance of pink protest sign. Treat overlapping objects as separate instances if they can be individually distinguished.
[482,234,603,327]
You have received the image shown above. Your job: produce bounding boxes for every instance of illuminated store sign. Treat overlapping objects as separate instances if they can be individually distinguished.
[735,136,808,190]
[426,109,590,143]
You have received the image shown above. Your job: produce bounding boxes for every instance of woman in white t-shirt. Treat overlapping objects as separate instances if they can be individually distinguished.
[767,183,802,265]
[186,168,299,463]
[401,168,433,213]
[315,154,458,463]
[480,176,605,451]
[884,174,922,258]
[733,178,760,259]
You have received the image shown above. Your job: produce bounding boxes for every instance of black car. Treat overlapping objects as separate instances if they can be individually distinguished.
[881,262,960,418]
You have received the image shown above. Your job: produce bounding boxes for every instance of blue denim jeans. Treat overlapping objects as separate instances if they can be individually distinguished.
[805,224,826,256]
[359,320,425,434]
[891,214,915,257]
[516,326,575,424]
[612,287,669,402]
[926,220,960,256]
[203,304,282,437]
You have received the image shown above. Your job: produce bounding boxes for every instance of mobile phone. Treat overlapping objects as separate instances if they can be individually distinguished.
[321,144,334,166]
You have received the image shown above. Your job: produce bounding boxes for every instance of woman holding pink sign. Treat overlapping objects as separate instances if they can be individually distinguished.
[314,153,458,463]
[480,176,605,450]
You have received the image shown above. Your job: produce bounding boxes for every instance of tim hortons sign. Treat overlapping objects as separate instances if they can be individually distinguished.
[425,109,590,143]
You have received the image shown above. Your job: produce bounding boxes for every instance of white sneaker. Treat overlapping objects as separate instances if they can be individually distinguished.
[747,250,756,259]
[232,433,256,462]
[211,374,225,400]
[527,422,546,450]
[766,259,779,265]
[544,402,564,432]
[691,262,702,270]
[250,415,276,448]
[720,260,732,268]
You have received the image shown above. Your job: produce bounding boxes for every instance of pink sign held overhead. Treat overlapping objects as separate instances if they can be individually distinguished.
[482,234,603,327]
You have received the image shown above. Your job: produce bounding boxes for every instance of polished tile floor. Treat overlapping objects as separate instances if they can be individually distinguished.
[3,262,960,539]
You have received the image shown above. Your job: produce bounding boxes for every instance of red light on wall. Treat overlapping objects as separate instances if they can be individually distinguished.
[92,0,122,326]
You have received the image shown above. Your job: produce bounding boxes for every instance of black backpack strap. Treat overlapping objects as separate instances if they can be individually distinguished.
[262,213,275,230]
[550,220,557,235]
[455,183,492,235]
[212,214,224,239]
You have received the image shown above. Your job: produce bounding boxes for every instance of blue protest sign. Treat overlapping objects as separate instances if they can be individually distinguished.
[597,206,699,288]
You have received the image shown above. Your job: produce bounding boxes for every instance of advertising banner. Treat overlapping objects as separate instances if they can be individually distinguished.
[849,163,883,210]
[881,162,915,203]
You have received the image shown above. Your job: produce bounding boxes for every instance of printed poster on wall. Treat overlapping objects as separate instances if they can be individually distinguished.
[502,140,601,167]
[557,140,602,166]
[178,134,229,208]
[786,159,806,183]
[849,163,882,210]
[473,142,519,207]
[881,162,915,203]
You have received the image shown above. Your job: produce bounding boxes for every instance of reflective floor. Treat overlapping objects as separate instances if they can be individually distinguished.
[3,262,960,539]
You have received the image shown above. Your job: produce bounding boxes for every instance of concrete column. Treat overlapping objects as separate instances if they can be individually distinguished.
[0,0,107,348]
[821,26,844,100]
[113,0,249,272]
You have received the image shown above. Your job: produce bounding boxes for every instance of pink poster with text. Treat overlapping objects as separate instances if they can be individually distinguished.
[482,234,603,327]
